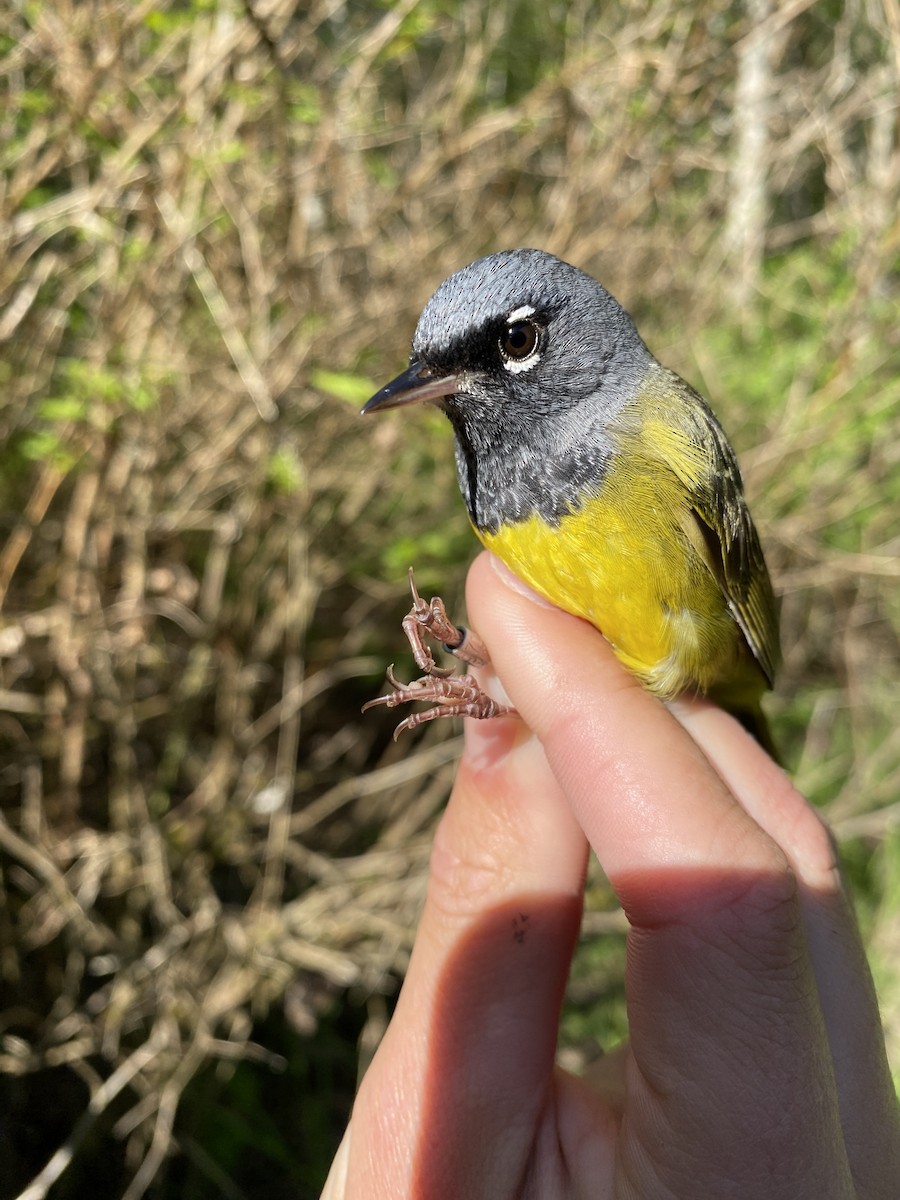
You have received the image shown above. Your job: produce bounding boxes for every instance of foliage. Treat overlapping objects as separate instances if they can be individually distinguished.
[1,0,899,1195]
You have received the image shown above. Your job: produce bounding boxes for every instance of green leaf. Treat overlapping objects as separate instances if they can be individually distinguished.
[266,446,305,495]
[38,397,86,422]
[310,369,375,406]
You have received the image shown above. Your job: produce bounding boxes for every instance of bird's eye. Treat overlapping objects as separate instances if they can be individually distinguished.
[500,320,540,363]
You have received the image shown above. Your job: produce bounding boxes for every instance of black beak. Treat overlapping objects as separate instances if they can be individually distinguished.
[362,360,462,414]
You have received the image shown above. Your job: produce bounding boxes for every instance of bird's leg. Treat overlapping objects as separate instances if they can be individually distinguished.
[363,568,517,738]
[401,566,490,672]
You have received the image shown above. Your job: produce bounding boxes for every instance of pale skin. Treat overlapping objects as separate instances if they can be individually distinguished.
[324,551,900,1199]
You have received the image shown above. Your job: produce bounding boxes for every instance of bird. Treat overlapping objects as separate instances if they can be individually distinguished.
[362,248,780,752]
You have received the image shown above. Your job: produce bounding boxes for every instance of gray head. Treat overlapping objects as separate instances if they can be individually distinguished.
[365,249,650,429]
[425,246,642,370]
[363,249,656,529]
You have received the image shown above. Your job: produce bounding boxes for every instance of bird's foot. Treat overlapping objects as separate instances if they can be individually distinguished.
[400,566,490,672]
[362,665,515,740]
[364,568,517,738]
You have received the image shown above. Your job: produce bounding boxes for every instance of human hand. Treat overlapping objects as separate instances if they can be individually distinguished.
[325,552,900,1199]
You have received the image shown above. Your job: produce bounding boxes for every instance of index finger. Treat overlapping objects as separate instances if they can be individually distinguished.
[465,552,786,894]
[465,552,861,1196]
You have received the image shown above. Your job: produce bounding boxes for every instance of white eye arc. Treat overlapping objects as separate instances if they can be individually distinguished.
[499,306,543,374]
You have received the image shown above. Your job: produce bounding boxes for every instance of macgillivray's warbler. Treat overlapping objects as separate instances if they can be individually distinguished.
[362,249,780,754]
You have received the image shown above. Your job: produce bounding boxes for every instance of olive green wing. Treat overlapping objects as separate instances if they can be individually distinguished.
[643,372,781,687]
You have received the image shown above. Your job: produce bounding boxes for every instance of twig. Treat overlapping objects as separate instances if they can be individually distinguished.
[14,1027,168,1200]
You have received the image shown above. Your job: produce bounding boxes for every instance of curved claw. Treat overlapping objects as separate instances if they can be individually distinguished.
[364,663,517,737]
[407,565,423,608]
[363,567,513,736]
[362,665,424,712]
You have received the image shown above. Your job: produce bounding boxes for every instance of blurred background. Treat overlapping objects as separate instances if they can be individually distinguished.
[1,1,898,1196]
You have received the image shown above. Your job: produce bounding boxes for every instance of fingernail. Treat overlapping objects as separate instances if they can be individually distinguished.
[487,554,556,610]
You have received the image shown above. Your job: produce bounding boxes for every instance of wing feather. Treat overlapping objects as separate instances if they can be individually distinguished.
[641,370,781,686]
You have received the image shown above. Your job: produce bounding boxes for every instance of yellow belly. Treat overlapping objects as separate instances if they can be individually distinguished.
[479,471,758,703]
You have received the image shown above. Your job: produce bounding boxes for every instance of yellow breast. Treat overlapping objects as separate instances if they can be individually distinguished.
[479,461,758,702]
